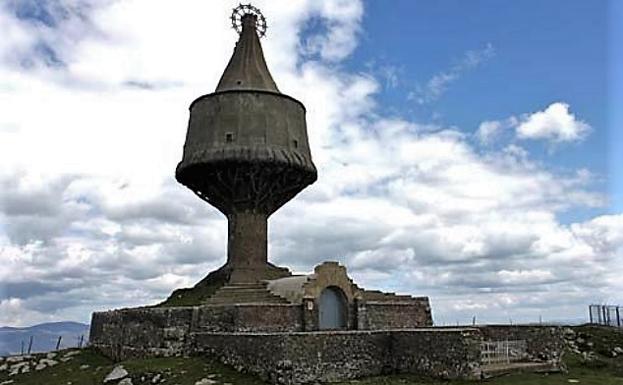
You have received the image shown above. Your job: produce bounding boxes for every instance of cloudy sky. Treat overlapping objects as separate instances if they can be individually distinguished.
[0,0,621,327]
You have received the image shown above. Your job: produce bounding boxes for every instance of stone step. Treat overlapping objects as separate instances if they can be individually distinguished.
[214,288,273,296]
[205,296,288,304]
[481,362,560,378]
[204,284,289,305]
[219,285,270,292]
[211,292,284,300]
[204,298,287,304]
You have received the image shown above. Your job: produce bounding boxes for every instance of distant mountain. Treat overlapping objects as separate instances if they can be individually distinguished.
[0,321,89,356]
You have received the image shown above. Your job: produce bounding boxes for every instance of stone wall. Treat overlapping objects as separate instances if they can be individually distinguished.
[390,329,481,379]
[90,306,194,360]
[363,300,433,329]
[90,304,302,360]
[91,303,564,384]
[90,299,433,361]
[192,329,482,384]
[478,325,565,362]
[196,304,302,332]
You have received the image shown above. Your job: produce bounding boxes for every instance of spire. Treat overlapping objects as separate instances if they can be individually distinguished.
[216,7,279,93]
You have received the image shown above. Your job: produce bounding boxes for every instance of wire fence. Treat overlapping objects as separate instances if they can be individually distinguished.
[16,334,86,355]
[589,304,622,327]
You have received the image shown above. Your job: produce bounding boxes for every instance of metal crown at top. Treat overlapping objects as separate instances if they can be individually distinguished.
[231,4,267,38]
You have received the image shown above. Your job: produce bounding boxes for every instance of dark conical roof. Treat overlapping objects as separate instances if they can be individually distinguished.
[216,14,279,93]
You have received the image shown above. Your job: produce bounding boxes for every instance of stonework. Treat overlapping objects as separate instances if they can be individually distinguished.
[192,329,484,384]
[479,325,566,362]
[364,301,432,330]
[91,260,432,343]
[90,321,565,384]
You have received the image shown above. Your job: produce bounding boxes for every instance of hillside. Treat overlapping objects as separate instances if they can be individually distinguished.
[1,325,622,385]
[0,322,89,356]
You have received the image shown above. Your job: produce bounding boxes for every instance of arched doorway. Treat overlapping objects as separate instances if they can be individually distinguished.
[318,286,348,330]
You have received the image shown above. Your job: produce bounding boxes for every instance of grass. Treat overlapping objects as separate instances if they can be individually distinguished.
[2,325,623,385]
[0,348,266,385]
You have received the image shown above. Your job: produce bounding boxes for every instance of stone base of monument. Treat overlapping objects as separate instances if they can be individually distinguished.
[90,261,432,348]
[89,261,564,384]
[90,323,564,384]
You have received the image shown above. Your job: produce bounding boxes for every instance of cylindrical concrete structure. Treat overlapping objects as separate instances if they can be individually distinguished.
[176,13,316,282]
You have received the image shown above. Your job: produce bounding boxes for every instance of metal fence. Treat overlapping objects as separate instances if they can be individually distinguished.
[16,334,86,355]
[481,340,528,365]
[589,304,622,327]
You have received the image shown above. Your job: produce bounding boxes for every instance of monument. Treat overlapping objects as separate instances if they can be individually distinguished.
[90,5,564,384]
[175,3,316,285]
[153,4,433,329]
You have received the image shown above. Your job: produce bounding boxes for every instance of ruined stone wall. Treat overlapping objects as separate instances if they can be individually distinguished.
[193,329,482,384]
[364,300,433,329]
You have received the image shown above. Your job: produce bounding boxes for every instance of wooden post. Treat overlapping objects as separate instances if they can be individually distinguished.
[27,336,33,354]
[78,335,84,348]
[55,336,62,351]
[21,340,24,355]
[617,306,621,328]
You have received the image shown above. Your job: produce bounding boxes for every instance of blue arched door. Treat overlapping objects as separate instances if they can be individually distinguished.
[319,286,347,330]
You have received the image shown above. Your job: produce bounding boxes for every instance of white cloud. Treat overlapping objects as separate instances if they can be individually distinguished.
[0,1,619,328]
[411,43,495,105]
[300,0,363,61]
[476,120,503,144]
[475,102,591,145]
[516,102,591,142]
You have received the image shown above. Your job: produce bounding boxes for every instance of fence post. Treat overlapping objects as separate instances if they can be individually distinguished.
[56,336,62,351]
[589,305,593,324]
[617,307,621,328]
[27,336,33,354]
[21,340,24,355]
[506,339,510,364]
[596,305,601,324]
[78,335,84,349]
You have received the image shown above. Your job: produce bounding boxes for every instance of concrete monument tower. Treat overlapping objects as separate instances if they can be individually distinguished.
[175,5,316,284]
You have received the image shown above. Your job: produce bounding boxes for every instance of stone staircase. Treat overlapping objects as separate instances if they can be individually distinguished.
[203,282,290,305]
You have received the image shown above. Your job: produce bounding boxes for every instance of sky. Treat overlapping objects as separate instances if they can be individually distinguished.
[0,0,621,327]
